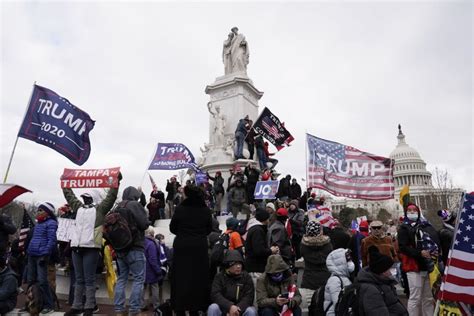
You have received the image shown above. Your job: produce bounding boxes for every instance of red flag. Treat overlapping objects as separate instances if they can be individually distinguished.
[0,184,31,208]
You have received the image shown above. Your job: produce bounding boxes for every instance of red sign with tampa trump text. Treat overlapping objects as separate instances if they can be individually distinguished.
[61,167,120,188]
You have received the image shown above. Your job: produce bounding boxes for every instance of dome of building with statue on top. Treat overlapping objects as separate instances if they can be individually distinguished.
[390,124,433,190]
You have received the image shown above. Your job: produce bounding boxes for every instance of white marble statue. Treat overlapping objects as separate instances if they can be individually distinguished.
[225,137,235,158]
[222,27,249,75]
[207,102,226,147]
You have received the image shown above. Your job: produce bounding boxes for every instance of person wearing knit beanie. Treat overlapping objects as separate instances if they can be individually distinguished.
[357,247,409,315]
[438,209,456,266]
[255,209,270,223]
[265,202,275,214]
[226,217,239,230]
[368,246,394,275]
[305,221,321,237]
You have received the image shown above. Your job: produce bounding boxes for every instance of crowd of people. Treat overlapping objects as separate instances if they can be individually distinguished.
[0,165,458,316]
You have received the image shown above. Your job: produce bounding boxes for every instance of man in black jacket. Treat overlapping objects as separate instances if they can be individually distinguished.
[0,214,16,268]
[208,171,225,215]
[166,176,181,218]
[208,250,256,316]
[114,186,150,316]
[289,179,302,200]
[245,210,279,277]
[244,164,260,205]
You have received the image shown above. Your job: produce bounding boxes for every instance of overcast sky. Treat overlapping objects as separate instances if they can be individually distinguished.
[1,1,472,207]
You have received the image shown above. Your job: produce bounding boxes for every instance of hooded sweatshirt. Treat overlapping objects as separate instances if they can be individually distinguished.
[117,187,150,252]
[256,255,302,309]
[324,248,352,316]
[211,250,254,314]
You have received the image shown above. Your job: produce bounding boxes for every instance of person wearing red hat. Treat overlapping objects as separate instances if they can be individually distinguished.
[268,208,292,265]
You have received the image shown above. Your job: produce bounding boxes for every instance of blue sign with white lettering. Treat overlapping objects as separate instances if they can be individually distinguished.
[254,180,280,200]
[18,85,95,165]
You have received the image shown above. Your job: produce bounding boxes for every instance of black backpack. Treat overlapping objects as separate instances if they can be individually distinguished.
[309,276,343,316]
[103,201,136,251]
[335,280,385,316]
[210,232,230,265]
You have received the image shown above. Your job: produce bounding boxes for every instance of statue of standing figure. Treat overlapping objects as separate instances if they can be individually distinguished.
[207,102,226,147]
[222,27,249,75]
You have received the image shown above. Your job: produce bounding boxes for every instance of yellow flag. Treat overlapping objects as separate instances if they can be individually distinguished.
[103,242,116,299]
[399,185,410,209]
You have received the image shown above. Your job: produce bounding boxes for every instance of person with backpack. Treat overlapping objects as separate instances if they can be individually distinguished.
[397,203,440,316]
[225,217,244,253]
[62,176,121,316]
[142,228,163,312]
[26,202,58,315]
[300,221,332,307]
[323,248,354,316]
[207,171,225,215]
[170,185,213,316]
[112,186,150,316]
[208,250,257,316]
[256,254,302,316]
[357,246,408,316]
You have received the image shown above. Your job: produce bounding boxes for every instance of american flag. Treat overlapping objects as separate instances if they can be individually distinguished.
[306,134,394,200]
[18,209,35,251]
[439,192,474,305]
[253,107,294,151]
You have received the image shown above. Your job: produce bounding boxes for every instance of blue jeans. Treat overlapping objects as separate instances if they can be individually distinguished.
[72,248,100,309]
[114,250,146,314]
[259,306,301,316]
[208,303,257,316]
[257,148,267,170]
[234,132,245,159]
[27,255,53,309]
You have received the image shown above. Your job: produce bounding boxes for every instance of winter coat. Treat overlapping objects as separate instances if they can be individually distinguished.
[245,220,272,273]
[244,167,260,185]
[439,223,454,266]
[117,187,150,252]
[397,220,440,272]
[357,268,408,316]
[62,187,118,248]
[208,175,225,195]
[169,196,213,311]
[256,255,302,309]
[166,181,181,201]
[267,220,292,263]
[289,183,302,200]
[0,214,16,252]
[0,266,17,314]
[211,251,254,314]
[348,232,365,275]
[229,186,247,206]
[361,235,397,267]
[235,119,248,135]
[276,178,291,199]
[288,209,305,237]
[324,248,353,316]
[300,234,333,290]
[27,217,57,257]
[328,227,350,250]
[144,236,163,284]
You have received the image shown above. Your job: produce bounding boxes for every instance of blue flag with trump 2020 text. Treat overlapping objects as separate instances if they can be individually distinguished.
[148,143,199,171]
[18,85,95,165]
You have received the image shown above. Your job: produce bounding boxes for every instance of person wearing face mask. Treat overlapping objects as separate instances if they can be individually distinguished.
[357,246,408,315]
[256,254,302,316]
[208,250,256,316]
[323,248,354,316]
[360,220,397,268]
[397,202,440,316]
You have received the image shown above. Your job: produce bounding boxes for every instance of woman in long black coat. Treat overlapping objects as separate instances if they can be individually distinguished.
[169,185,213,316]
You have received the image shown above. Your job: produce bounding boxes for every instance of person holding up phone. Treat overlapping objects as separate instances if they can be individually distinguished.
[256,255,302,316]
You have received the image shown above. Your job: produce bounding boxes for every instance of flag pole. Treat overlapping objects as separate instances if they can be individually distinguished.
[3,82,36,183]
[140,143,159,187]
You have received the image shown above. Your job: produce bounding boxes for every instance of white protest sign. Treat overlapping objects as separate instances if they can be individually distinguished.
[56,218,75,242]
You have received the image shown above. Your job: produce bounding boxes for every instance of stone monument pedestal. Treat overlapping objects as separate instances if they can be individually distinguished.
[199,73,264,211]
